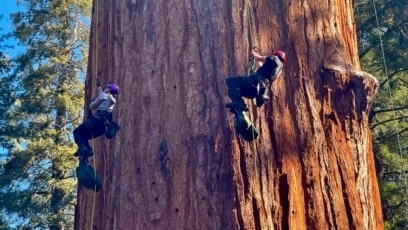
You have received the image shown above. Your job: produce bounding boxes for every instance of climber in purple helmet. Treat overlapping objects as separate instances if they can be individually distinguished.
[225,50,286,113]
[73,78,119,161]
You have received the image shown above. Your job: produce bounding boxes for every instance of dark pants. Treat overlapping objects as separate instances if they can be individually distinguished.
[73,111,110,150]
[225,75,262,103]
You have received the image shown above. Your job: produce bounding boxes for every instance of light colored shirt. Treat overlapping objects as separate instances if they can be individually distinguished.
[89,86,116,112]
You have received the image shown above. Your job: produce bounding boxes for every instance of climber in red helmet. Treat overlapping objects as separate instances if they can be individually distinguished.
[73,78,119,162]
[225,49,286,113]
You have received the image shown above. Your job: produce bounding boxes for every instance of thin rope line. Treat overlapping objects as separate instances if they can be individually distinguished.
[245,0,260,184]
[372,0,408,215]
[90,0,99,229]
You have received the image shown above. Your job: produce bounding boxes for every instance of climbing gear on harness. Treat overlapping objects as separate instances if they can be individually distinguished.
[76,160,102,192]
[105,120,120,139]
[272,50,286,63]
[107,83,119,94]
[93,110,120,138]
[250,73,270,96]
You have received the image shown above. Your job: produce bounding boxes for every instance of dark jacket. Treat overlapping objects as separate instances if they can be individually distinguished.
[256,55,283,83]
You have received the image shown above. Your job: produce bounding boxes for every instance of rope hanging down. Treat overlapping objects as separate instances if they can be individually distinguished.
[89,0,99,228]
[372,0,408,214]
[245,0,260,181]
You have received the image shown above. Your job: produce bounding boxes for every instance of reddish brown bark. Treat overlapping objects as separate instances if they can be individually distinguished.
[75,0,383,229]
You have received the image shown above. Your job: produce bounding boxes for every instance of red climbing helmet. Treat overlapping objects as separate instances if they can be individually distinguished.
[272,50,286,64]
[107,83,119,95]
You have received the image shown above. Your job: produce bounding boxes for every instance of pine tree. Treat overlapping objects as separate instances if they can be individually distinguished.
[0,15,16,229]
[0,0,91,229]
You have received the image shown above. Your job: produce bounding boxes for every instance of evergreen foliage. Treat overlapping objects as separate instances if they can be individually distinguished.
[355,0,408,229]
[0,0,91,229]
[0,15,15,229]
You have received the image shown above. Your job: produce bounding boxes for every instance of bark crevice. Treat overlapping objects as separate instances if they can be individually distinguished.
[278,174,289,230]
[337,159,355,230]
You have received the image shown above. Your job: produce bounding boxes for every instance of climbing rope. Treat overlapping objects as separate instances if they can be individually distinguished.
[372,0,408,214]
[89,0,99,228]
[245,0,260,182]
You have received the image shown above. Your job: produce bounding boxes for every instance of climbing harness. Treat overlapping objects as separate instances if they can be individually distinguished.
[105,118,120,139]
[372,0,408,214]
[250,73,270,96]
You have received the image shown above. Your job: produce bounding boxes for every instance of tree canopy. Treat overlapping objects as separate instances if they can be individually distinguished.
[0,0,91,228]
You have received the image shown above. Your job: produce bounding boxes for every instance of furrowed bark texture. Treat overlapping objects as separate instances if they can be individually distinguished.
[75,0,384,229]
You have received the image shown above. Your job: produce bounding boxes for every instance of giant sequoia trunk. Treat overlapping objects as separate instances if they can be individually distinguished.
[75,0,383,229]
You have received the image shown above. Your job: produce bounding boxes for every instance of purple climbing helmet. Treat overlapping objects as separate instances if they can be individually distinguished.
[107,83,119,95]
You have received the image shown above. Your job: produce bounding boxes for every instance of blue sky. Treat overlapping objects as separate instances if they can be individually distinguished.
[1,0,25,56]
[0,0,23,34]
[1,1,19,31]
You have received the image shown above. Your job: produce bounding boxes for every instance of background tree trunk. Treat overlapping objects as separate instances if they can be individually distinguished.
[75,0,384,229]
